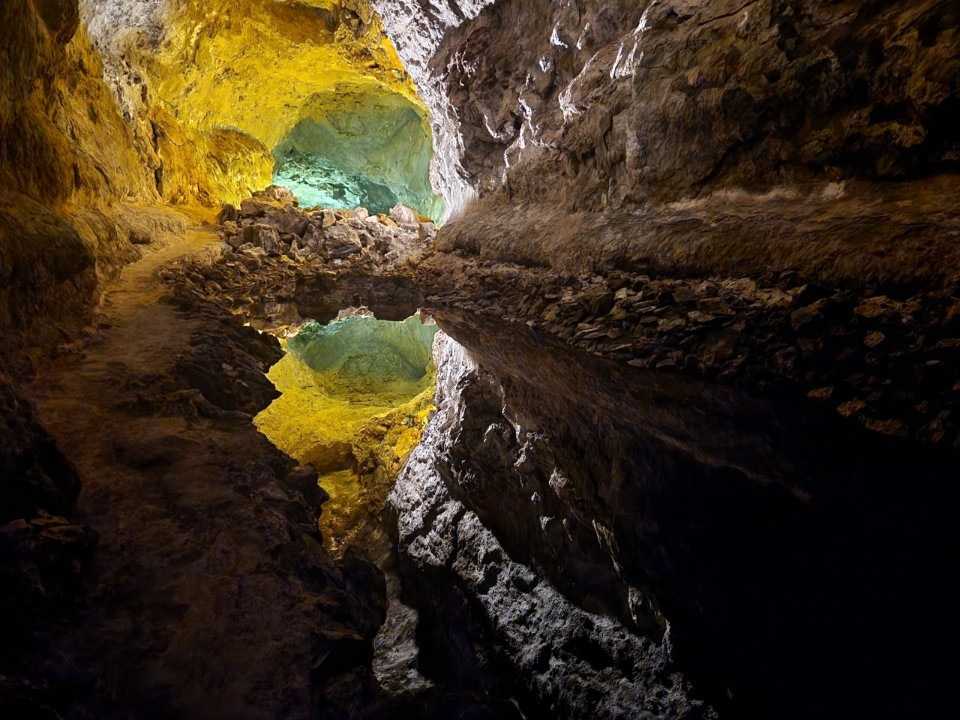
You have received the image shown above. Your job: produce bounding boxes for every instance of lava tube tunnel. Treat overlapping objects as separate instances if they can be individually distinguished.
[3,1,960,719]
[272,87,442,221]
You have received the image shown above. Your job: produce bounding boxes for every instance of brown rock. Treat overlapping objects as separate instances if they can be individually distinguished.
[864,331,886,348]
[854,296,902,320]
[790,299,828,334]
[217,204,239,224]
[321,225,363,260]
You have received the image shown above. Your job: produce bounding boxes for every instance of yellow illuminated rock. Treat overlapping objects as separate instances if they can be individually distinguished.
[254,316,438,548]
[120,0,439,213]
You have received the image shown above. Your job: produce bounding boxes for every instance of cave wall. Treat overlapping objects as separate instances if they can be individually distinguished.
[391,309,960,718]
[372,2,960,716]
[0,0,157,208]
[0,0,192,355]
[375,0,958,216]
[370,0,497,217]
[81,0,440,213]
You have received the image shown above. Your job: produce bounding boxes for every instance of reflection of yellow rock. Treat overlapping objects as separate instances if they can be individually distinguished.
[254,326,437,548]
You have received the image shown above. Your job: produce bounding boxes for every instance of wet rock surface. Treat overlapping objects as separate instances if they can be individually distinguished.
[393,311,959,719]
[415,192,960,451]
[1,0,956,718]
[160,189,960,717]
[376,0,959,213]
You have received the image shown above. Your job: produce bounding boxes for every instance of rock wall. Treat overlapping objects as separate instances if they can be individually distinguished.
[0,0,190,355]
[368,3,960,715]
[388,330,714,719]
[0,0,157,208]
[370,0,497,217]
[80,0,440,211]
[392,310,960,718]
[376,0,958,213]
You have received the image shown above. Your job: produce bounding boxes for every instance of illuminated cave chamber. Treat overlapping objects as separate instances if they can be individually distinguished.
[273,88,443,222]
[254,314,439,548]
[79,0,445,220]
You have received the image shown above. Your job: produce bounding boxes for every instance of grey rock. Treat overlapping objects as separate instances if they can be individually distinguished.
[321,225,363,260]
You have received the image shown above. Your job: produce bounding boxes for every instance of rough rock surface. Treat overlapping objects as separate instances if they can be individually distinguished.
[79,0,436,210]
[392,309,959,719]
[162,189,435,331]
[413,182,960,450]
[389,333,714,719]
[375,0,958,211]
[0,0,192,360]
[371,0,497,216]
[0,379,97,698]
[10,227,395,719]
[172,189,960,716]
[3,1,959,718]
[1,0,157,207]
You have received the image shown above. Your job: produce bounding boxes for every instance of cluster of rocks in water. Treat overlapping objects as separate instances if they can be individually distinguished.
[414,256,960,451]
[162,186,435,330]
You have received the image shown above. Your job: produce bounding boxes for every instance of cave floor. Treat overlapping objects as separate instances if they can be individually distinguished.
[23,228,361,719]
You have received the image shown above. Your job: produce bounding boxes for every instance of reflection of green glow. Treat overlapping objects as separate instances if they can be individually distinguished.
[288,316,439,385]
[253,315,439,548]
[271,90,444,222]
[253,315,439,469]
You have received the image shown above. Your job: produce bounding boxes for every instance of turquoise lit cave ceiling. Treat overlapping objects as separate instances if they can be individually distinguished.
[272,88,443,222]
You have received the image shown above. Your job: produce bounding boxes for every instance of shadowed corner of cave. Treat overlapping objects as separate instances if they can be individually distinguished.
[2,0,960,719]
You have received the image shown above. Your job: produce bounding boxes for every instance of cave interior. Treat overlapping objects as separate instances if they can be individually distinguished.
[1,1,959,719]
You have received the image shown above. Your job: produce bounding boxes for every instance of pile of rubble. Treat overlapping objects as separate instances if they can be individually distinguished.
[216,186,435,268]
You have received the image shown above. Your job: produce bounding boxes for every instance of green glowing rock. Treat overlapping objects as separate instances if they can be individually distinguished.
[273,153,400,215]
[287,315,439,385]
[253,314,440,547]
[271,90,444,222]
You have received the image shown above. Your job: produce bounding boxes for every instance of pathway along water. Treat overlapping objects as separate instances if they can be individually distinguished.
[21,227,960,717]
[23,228,391,718]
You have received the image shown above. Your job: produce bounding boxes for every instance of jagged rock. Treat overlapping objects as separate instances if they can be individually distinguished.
[0,512,98,601]
[265,205,310,236]
[389,203,418,225]
[281,465,329,517]
[418,222,436,242]
[253,185,297,204]
[855,295,906,320]
[217,204,239,224]
[242,224,281,255]
[1,382,80,522]
[790,299,829,334]
[321,225,363,260]
[239,199,277,218]
[319,210,337,228]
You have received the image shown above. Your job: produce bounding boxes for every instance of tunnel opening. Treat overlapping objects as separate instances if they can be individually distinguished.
[254,312,439,551]
[271,89,444,222]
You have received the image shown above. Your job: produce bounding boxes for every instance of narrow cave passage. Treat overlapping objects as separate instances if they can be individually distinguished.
[4,0,959,718]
